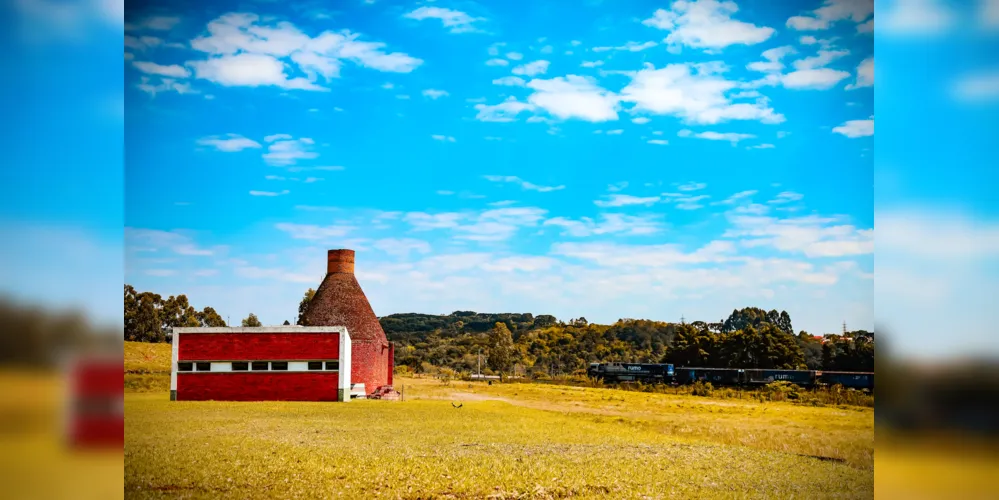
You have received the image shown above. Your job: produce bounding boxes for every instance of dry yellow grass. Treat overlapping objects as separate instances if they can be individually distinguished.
[124,342,874,498]
[0,371,123,500]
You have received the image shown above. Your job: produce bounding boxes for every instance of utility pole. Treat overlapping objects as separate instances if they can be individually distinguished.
[477,348,481,378]
[843,321,847,335]
[680,315,686,325]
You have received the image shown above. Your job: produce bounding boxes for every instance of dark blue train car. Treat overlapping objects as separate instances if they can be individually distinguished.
[744,369,816,386]
[587,362,674,383]
[674,367,742,385]
[819,371,874,390]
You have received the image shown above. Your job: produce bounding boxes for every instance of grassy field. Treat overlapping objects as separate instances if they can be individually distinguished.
[124,341,874,498]
[0,371,123,500]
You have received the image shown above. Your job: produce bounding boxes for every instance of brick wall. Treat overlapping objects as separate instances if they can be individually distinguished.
[351,340,389,392]
[179,333,340,361]
[177,373,340,401]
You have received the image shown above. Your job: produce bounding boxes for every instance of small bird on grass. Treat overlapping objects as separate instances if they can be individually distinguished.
[451,402,463,409]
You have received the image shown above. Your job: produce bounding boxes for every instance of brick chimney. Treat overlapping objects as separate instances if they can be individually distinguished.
[327,249,355,274]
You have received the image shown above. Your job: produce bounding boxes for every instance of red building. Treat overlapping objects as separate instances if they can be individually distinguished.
[300,249,395,395]
[169,326,352,402]
[64,354,124,447]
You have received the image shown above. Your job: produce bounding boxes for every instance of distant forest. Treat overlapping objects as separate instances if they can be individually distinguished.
[122,285,876,376]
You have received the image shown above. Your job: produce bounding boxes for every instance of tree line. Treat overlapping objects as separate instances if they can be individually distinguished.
[124,285,271,342]
[124,286,876,376]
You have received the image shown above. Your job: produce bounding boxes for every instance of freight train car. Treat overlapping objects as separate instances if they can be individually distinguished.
[586,363,874,391]
[673,367,743,385]
[587,362,674,383]
[818,371,874,390]
[743,369,815,386]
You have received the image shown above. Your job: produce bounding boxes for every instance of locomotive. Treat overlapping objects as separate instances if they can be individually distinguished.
[586,362,873,391]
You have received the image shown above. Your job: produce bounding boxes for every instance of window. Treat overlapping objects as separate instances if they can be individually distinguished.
[232,362,249,371]
[196,362,211,372]
[325,361,339,371]
[308,361,323,371]
[270,361,288,371]
[251,361,269,371]
[178,362,193,372]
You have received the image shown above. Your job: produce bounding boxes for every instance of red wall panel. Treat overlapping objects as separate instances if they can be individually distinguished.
[177,373,340,401]
[179,333,340,361]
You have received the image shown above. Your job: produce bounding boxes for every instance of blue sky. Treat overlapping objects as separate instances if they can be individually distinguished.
[116,0,879,334]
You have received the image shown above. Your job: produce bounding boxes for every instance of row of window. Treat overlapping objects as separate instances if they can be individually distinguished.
[177,360,339,373]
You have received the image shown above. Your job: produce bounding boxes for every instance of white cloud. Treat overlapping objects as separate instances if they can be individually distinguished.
[493,76,527,86]
[487,42,505,56]
[486,58,509,66]
[474,97,536,122]
[196,133,262,152]
[676,129,755,145]
[950,69,999,103]
[249,189,290,196]
[512,60,550,76]
[593,194,660,208]
[422,88,449,99]
[275,223,354,240]
[125,228,216,256]
[506,52,524,60]
[526,75,619,122]
[263,136,319,165]
[642,0,775,50]
[786,0,874,31]
[373,238,432,258]
[184,13,422,91]
[608,182,629,192]
[402,6,485,33]
[135,76,197,96]
[581,60,604,68]
[188,53,326,91]
[619,62,784,125]
[127,16,181,31]
[746,45,795,73]
[431,134,456,142]
[545,213,663,237]
[540,45,554,54]
[647,139,669,145]
[484,175,565,192]
[632,117,651,124]
[714,190,757,205]
[605,129,623,135]
[768,191,804,204]
[724,213,873,258]
[592,41,657,52]
[781,68,851,89]
[748,143,776,149]
[677,182,707,191]
[832,117,874,138]
[132,60,190,78]
[878,0,955,36]
[845,56,873,90]
[264,133,292,142]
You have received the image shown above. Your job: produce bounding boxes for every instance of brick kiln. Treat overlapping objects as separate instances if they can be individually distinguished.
[301,249,397,399]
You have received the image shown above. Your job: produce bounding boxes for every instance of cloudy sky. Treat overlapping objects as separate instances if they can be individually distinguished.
[115,0,882,333]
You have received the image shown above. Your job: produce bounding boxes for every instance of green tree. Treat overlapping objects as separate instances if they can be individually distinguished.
[242,313,262,327]
[196,307,226,327]
[283,320,291,325]
[488,322,514,378]
[297,288,316,326]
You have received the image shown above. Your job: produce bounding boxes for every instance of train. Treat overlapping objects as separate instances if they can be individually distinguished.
[586,362,874,391]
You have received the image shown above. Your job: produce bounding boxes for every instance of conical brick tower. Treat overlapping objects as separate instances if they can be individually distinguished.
[301,249,393,394]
